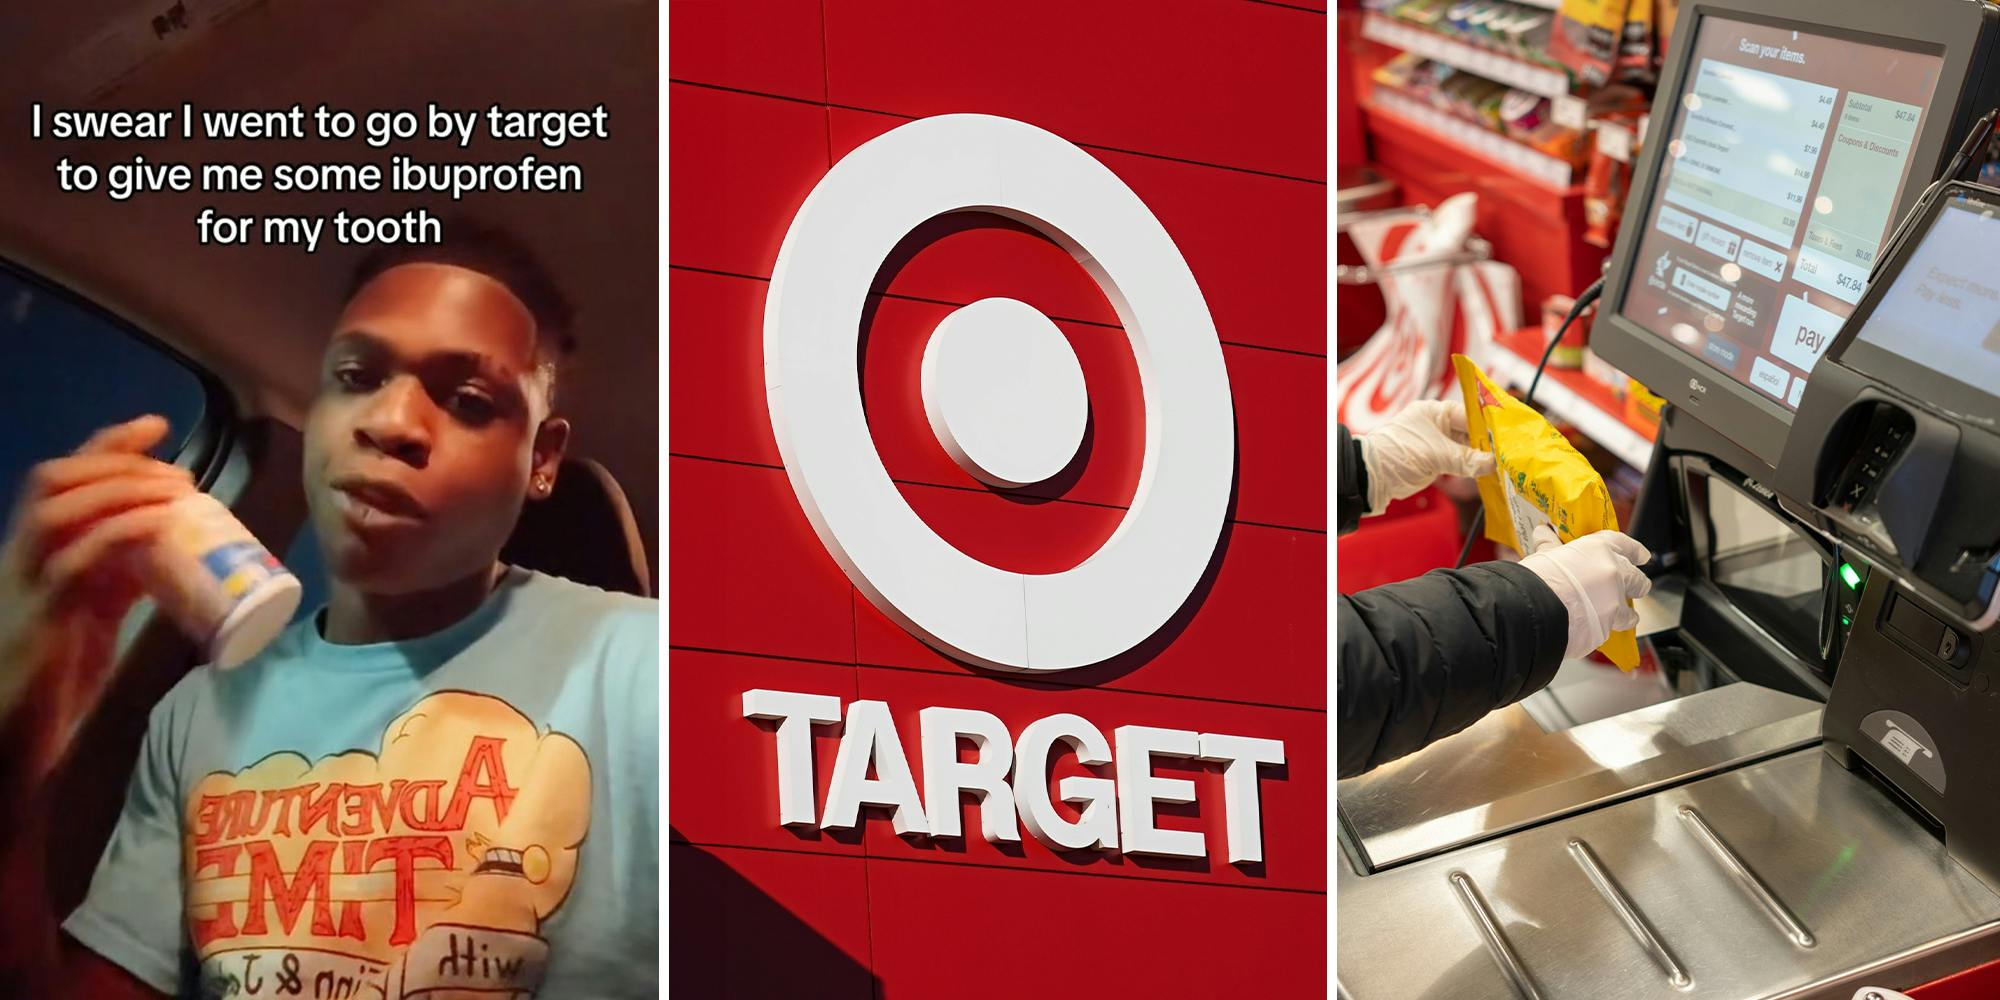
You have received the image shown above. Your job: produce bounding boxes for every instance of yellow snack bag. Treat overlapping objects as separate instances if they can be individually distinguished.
[1454,354,1639,669]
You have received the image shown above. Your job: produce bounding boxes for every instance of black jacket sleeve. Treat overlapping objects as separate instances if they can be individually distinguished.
[1337,424,1369,534]
[1337,561,1569,779]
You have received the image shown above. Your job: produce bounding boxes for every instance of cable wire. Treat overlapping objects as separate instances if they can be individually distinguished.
[1453,276,1607,568]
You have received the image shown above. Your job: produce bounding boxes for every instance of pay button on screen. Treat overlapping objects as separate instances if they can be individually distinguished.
[1771,294,1843,373]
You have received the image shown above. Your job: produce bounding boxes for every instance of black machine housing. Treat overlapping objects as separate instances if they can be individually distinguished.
[1583,0,2000,890]
[1765,180,2000,886]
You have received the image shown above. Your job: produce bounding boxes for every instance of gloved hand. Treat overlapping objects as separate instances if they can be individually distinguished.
[1519,525,1653,660]
[1360,399,1495,515]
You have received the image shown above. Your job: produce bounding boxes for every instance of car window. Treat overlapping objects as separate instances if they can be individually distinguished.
[0,260,213,535]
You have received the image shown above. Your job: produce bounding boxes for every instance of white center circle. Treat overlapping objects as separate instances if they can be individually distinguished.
[920,297,1088,488]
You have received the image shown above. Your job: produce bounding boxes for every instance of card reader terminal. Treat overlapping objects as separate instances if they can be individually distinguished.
[1778,180,2000,889]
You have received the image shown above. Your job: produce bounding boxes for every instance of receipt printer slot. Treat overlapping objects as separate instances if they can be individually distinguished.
[1884,588,1973,675]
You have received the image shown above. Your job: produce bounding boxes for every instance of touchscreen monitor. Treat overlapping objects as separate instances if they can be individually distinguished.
[1619,18,1943,411]
[1845,189,2000,414]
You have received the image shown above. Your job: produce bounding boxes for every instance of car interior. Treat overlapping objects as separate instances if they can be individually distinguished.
[0,0,656,918]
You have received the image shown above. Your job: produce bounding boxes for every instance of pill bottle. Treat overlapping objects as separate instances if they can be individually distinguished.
[138,492,302,668]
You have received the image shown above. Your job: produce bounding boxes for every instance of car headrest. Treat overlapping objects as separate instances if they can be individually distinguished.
[501,456,651,597]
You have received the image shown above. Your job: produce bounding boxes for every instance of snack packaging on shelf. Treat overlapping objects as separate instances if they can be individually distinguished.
[1455,353,1641,668]
[1471,2,1517,46]
[1370,51,1427,89]
[1528,122,1591,166]
[1655,0,1680,60]
[1549,0,1632,86]
[1393,0,1450,28]
[1586,83,1652,120]
[1616,0,1657,85]
[1582,345,1630,394]
[1541,293,1597,368]
[1386,0,1571,70]
[1373,55,1590,164]
[1500,89,1547,139]
[1472,82,1510,129]
[1444,0,1486,34]
[1625,378,1666,428]
[1582,111,1643,246]
[1495,8,1554,57]
[1582,142,1629,245]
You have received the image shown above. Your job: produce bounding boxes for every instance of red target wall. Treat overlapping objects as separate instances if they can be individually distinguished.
[668,2,1329,995]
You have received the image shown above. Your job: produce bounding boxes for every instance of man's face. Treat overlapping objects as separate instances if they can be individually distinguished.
[303,263,561,594]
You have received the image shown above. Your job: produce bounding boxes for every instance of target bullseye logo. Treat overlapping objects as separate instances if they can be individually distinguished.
[748,116,1283,866]
[765,114,1234,672]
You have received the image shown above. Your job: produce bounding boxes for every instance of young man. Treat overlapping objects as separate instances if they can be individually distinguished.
[0,226,657,998]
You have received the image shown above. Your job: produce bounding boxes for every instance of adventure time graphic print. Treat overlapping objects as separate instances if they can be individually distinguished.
[184,692,590,999]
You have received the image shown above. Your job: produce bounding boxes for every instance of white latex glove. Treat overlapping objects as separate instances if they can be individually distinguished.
[1519,526,1654,659]
[1360,399,1495,515]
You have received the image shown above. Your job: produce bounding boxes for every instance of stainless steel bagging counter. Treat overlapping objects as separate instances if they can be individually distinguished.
[1337,675,2000,999]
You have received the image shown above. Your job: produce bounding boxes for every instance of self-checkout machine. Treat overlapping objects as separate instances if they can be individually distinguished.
[1338,2,2000,997]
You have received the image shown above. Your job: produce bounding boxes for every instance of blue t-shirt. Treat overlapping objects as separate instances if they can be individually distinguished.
[65,568,658,999]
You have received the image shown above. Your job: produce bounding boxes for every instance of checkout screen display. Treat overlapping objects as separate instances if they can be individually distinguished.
[1853,195,2000,392]
[1620,17,1942,411]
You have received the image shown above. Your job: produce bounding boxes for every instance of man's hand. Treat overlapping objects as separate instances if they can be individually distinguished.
[0,416,191,748]
[0,416,190,994]
[1519,526,1653,659]
[1359,399,1494,514]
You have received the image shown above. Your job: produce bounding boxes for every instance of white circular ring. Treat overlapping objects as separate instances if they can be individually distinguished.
[920,296,1089,488]
[764,114,1235,672]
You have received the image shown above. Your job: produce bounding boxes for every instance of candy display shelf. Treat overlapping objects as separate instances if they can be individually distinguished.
[1361,101,1603,308]
[1361,12,1572,100]
[1367,87,1575,190]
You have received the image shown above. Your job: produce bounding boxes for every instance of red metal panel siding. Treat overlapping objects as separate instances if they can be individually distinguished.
[829,108,1331,356]
[821,0,1327,181]
[668,268,783,466]
[669,0,1328,992]
[668,0,828,103]
[1913,958,2000,999]
[669,649,861,856]
[865,859,1328,999]
[668,84,829,278]
[891,480,1129,576]
[667,457,856,663]
[1229,344,1330,530]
